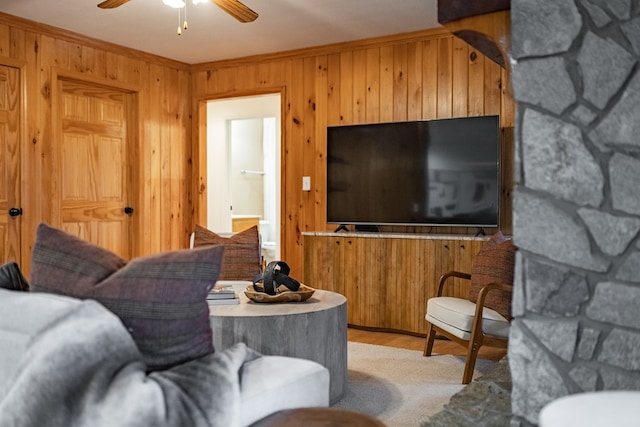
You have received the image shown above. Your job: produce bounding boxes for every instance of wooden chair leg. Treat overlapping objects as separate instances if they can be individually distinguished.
[462,334,482,384]
[423,323,437,357]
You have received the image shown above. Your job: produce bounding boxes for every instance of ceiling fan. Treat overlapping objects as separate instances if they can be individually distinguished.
[97,0,258,23]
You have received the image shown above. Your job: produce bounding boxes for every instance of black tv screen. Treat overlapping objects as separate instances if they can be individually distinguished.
[326,116,500,228]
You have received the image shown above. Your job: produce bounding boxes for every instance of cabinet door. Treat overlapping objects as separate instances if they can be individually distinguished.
[386,238,426,334]
[344,236,388,329]
[303,235,345,296]
[0,65,20,264]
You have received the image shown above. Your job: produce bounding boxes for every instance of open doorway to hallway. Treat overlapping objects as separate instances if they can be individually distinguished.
[206,93,281,264]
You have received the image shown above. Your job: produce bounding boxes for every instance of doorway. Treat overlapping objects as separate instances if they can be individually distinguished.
[206,93,281,264]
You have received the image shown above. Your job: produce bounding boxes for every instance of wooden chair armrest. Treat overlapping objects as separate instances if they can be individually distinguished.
[476,282,513,304]
[435,270,471,297]
[473,282,514,322]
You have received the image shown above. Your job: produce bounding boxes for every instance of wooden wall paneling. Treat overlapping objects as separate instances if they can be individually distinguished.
[326,53,341,127]
[21,33,40,273]
[159,67,172,251]
[174,70,193,250]
[422,39,438,120]
[9,27,27,62]
[146,64,162,254]
[407,42,423,121]
[0,26,9,55]
[42,39,60,231]
[177,68,190,249]
[483,57,502,117]
[314,55,329,230]
[452,37,469,117]
[166,68,187,250]
[500,67,515,126]
[392,43,408,122]
[352,49,367,125]
[301,56,316,249]
[193,99,208,242]
[284,58,304,274]
[467,48,484,116]
[500,126,514,236]
[378,45,394,123]
[217,66,239,94]
[436,37,453,119]
[338,51,353,124]
[365,47,380,124]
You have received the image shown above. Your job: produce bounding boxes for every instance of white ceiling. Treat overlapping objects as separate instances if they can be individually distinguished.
[0,0,442,64]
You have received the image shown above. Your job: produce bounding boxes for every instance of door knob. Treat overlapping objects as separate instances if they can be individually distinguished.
[124,206,134,215]
[9,207,22,217]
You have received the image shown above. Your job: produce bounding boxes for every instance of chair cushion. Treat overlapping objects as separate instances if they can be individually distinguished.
[193,224,262,281]
[426,296,510,340]
[468,231,517,319]
[29,223,225,371]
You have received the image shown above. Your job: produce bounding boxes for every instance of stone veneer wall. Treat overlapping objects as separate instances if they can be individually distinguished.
[509,0,640,425]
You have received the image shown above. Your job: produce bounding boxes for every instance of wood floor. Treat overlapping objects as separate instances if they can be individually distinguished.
[347,327,507,362]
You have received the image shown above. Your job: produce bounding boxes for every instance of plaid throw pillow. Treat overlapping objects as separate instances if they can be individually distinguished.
[468,231,517,320]
[193,224,261,280]
[30,223,225,371]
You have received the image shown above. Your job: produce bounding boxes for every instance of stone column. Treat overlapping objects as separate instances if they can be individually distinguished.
[510,0,640,425]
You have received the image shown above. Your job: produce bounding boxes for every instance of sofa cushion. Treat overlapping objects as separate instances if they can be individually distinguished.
[193,224,261,281]
[0,262,30,291]
[0,289,83,392]
[239,355,330,426]
[0,288,259,427]
[29,223,225,371]
[468,231,516,319]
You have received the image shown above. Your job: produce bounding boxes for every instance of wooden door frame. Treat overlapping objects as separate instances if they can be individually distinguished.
[191,87,286,249]
[51,68,142,257]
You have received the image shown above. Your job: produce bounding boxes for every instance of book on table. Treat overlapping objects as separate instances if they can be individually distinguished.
[207,284,236,300]
[207,297,240,305]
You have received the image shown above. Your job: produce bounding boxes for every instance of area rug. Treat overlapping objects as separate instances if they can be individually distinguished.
[332,342,495,427]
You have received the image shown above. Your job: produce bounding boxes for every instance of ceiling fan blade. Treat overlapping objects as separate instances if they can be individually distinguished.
[97,0,132,8]
[212,0,258,23]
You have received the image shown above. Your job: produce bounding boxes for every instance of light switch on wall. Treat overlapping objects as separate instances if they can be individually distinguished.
[302,176,311,191]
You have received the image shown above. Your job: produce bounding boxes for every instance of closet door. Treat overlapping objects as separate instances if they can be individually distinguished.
[57,79,134,259]
[0,65,20,264]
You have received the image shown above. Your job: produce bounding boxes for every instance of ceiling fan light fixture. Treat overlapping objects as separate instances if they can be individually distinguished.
[162,0,185,9]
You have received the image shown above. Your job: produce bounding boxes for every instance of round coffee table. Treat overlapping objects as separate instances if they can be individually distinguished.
[209,281,348,403]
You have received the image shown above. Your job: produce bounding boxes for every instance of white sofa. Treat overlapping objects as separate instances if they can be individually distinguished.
[0,288,329,427]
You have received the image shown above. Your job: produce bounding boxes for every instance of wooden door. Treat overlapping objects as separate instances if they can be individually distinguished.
[58,79,133,258]
[0,65,21,264]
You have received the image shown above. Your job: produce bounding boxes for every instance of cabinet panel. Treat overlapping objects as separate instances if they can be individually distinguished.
[303,233,487,335]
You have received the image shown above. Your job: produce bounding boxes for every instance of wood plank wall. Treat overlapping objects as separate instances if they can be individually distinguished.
[0,12,514,279]
[191,28,515,278]
[0,13,192,274]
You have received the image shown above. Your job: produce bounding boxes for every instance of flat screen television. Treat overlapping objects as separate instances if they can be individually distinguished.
[326,115,500,229]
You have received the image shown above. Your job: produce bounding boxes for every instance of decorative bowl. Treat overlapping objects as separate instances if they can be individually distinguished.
[244,283,315,303]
